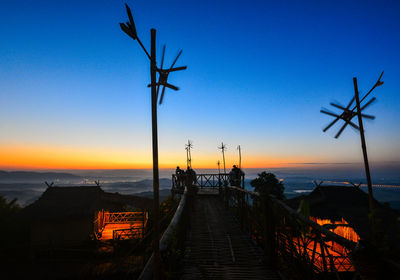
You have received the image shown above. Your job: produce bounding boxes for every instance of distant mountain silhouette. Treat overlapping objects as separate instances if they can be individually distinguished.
[104,178,172,190]
[134,188,171,202]
[0,170,81,182]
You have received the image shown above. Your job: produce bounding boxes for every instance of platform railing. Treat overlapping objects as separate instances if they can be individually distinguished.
[113,225,144,240]
[221,185,358,279]
[172,173,245,192]
[195,173,229,188]
[104,211,147,224]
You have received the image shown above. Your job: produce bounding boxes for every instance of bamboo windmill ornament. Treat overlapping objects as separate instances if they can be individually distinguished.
[320,71,384,238]
[120,4,187,278]
[218,142,227,173]
[237,145,242,169]
[185,140,193,169]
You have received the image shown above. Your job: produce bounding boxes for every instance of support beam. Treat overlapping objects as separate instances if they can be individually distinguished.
[150,28,160,280]
[353,77,376,238]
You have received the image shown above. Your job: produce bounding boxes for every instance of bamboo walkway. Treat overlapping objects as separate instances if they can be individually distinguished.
[180,194,281,280]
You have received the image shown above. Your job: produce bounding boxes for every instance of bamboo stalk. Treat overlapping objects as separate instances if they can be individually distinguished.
[150,28,160,280]
[353,77,376,240]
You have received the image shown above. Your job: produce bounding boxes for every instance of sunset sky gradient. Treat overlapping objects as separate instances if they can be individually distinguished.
[0,0,399,171]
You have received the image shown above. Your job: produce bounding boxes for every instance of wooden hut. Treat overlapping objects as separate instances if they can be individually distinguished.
[23,186,152,245]
[286,185,399,240]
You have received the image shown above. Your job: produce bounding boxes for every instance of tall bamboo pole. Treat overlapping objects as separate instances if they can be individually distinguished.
[150,29,160,280]
[238,145,241,169]
[186,147,189,169]
[120,6,186,277]
[188,145,192,168]
[222,150,226,173]
[353,77,376,237]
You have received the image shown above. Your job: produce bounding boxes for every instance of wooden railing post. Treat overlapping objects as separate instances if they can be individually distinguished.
[240,174,245,228]
[220,185,371,279]
[142,209,146,239]
[218,174,223,197]
[262,194,277,267]
[224,180,229,208]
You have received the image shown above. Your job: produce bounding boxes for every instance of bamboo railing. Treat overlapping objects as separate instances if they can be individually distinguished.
[222,185,357,279]
[138,187,191,280]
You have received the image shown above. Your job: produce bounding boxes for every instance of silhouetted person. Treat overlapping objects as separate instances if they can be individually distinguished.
[175,166,184,189]
[191,168,197,185]
[229,165,243,187]
[185,167,197,188]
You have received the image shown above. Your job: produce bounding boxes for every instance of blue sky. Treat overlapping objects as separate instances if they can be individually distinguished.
[0,0,399,170]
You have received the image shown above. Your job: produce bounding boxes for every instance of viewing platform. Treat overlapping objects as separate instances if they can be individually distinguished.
[138,172,400,280]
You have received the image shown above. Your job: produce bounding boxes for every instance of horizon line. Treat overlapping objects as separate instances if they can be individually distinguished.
[2,161,400,172]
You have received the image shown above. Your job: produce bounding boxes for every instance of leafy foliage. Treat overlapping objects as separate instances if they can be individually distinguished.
[0,196,22,236]
[0,196,29,259]
[160,195,179,216]
[0,196,20,216]
[250,172,285,199]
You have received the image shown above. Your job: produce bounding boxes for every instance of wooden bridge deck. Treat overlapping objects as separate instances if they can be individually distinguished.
[180,194,281,280]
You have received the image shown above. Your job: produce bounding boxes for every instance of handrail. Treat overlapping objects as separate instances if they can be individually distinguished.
[172,172,244,190]
[113,225,143,240]
[104,211,146,223]
[229,186,356,249]
[223,184,359,277]
[104,211,146,215]
[137,187,188,280]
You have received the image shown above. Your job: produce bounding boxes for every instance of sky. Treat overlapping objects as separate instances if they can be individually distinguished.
[0,0,399,171]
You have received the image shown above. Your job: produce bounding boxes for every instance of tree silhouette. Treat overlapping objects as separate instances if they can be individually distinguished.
[250,172,285,200]
[0,196,24,246]
[0,196,20,216]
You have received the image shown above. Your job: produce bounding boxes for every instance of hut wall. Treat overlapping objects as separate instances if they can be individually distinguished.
[30,217,93,245]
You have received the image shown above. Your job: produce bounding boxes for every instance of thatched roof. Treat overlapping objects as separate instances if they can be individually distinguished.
[23,186,152,221]
[286,185,398,239]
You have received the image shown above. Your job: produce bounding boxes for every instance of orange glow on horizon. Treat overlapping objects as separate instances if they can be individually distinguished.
[0,144,329,170]
[0,145,149,170]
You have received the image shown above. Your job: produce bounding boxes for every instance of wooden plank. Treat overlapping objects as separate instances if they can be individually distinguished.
[180,196,281,279]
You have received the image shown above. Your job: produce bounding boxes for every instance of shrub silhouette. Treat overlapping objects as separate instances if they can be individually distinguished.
[250,172,285,200]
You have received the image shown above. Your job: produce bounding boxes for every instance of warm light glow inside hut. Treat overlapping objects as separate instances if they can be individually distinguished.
[307,217,360,272]
[311,217,360,243]
[94,210,148,241]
